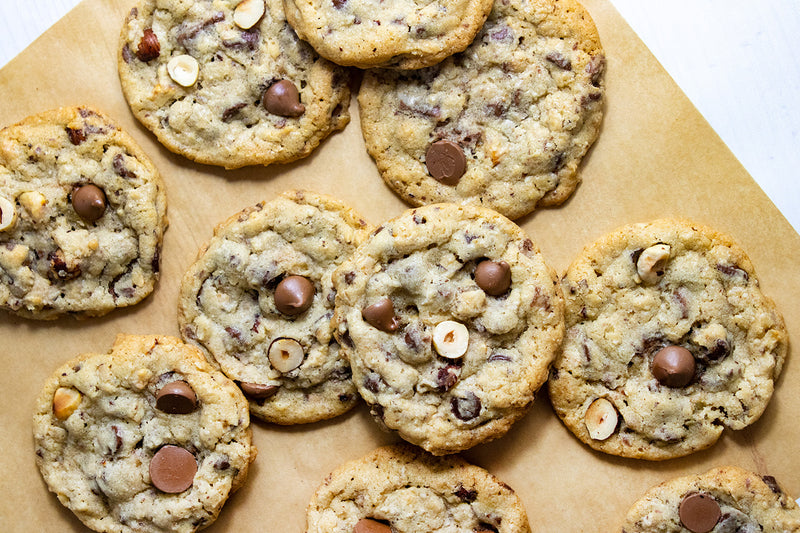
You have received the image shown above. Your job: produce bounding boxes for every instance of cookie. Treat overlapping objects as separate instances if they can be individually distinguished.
[306,444,531,533]
[622,466,800,532]
[178,190,372,424]
[332,203,564,455]
[357,0,604,220]
[549,219,788,460]
[33,334,256,533]
[0,106,167,319]
[283,0,494,70]
[118,0,351,169]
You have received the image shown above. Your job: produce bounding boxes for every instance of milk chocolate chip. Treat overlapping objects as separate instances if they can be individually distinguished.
[679,492,721,533]
[155,381,198,414]
[426,140,466,185]
[263,80,305,117]
[274,275,315,315]
[652,345,695,388]
[136,28,160,62]
[362,298,399,332]
[475,260,511,295]
[72,184,107,222]
[353,518,392,533]
[149,445,197,493]
[239,382,280,399]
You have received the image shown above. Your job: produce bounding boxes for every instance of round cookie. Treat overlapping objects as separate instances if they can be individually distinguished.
[33,334,256,533]
[549,219,788,460]
[282,0,494,70]
[118,0,351,169]
[306,444,531,533]
[178,190,372,424]
[0,106,167,319]
[332,203,564,455]
[357,0,605,220]
[622,466,800,532]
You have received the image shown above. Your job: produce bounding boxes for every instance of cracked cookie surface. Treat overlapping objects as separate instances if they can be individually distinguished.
[622,466,800,532]
[306,444,531,533]
[332,203,564,455]
[33,334,256,533]
[549,219,788,460]
[119,0,351,169]
[357,0,604,220]
[283,0,494,69]
[179,190,372,424]
[0,106,167,319]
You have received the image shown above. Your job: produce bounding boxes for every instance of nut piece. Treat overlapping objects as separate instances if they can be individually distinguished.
[268,338,304,373]
[584,398,618,441]
[18,191,47,221]
[136,28,160,62]
[149,445,197,493]
[432,320,469,359]
[233,0,265,29]
[354,518,392,533]
[636,244,671,284]
[0,196,17,231]
[53,387,82,420]
[167,54,200,87]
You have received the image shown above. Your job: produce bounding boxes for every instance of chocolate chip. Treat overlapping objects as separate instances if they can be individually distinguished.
[136,28,160,62]
[475,260,511,296]
[239,382,279,399]
[274,275,315,315]
[353,518,391,533]
[651,345,696,387]
[149,445,196,493]
[263,80,305,117]
[362,298,399,332]
[451,392,481,420]
[426,140,466,185]
[72,184,107,222]
[155,381,198,414]
[679,493,721,533]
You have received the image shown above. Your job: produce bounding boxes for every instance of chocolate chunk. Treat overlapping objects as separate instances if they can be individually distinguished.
[65,127,86,145]
[48,249,81,281]
[362,298,399,332]
[762,475,783,495]
[426,140,466,185]
[475,260,511,296]
[454,484,478,502]
[155,381,198,414]
[332,0,347,8]
[136,28,160,62]
[222,102,247,122]
[652,345,695,387]
[263,80,305,117]
[451,392,481,420]
[149,445,197,493]
[72,184,107,222]
[354,518,391,533]
[437,365,460,391]
[679,493,721,533]
[274,275,315,315]
[697,338,730,363]
[113,153,137,179]
[546,51,572,70]
[239,382,279,399]
[716,263,749,281]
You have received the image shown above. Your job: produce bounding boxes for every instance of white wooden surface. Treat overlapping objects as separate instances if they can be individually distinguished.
[1,0,798,234]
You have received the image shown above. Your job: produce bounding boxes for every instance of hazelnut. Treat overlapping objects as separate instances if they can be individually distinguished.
[167,54,200,87]
[432,320,469,359]
[233,0,265,29]
[268,338,304,373]
[18,191,47,221]
[584,398,618,441]
[637,244,671,284]
[0,196,17,231]
[53,387,82,420]
[136,28,160,62]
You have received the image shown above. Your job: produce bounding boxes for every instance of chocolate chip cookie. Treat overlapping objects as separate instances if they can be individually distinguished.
[0,106,167,319]
[178,190,372,424]
[118,0,351,169]
[622,466,800,532]
[283,0,494,69]
[332,203,564,455]
[549,219,788,460]
[306,444,531,533]
[33,334,256,533]
[357,0,604,220]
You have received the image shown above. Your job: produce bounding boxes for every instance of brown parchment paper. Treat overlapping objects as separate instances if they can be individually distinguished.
[0,1,798,531]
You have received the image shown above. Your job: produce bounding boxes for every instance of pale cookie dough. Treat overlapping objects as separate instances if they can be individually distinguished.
[332,203,564,455]
[549,219,788,460]
[306,444,531,533]
[33,334,256,533]
[119,0,351,169]
[357,0,604,220]
[0,106,167,319]
[622,466,800,533]
[283,0,494,69]
[179,190,372,424]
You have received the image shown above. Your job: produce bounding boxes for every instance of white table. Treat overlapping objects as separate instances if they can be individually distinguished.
[1,0,799,234]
